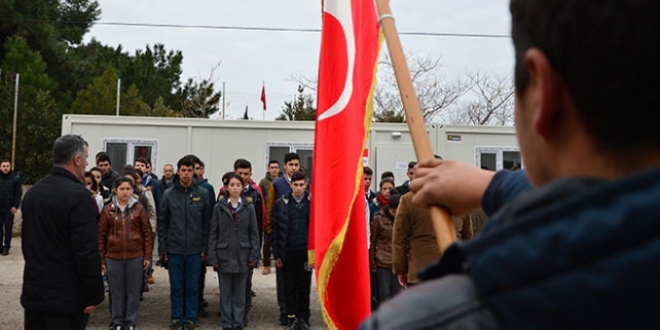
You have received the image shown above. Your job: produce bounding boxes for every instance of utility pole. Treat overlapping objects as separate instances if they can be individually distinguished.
[116,78,121,116]
[11,73,19,169]
[222,81,226,120]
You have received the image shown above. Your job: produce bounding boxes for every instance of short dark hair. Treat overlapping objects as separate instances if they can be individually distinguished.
[233,158,252,171]
[381,171,394,180]
[407,161,417,169]
[96,151,111,164]
[0,159,10,165]
[379,178,395,189]
[510,0,660,153]
[291,170,306,182]
[184,154,202,165]
[268,160,280,166]
[364,166,373,175]
[284,153,300,164]
[177,156,195,170]
[53,135,87,166]
[135,157,149,165]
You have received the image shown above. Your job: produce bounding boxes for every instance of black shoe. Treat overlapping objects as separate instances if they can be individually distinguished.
[2,248,8,256]
[279,314,288,326]
[198,308,208,318]
[168,319,182,330]
[286,318,298,330]
[251,290,256,297]
[201,299,209,308]
[297,319,312,330]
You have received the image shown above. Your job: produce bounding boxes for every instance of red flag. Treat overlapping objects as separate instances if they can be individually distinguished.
[311,0,380,329]
[260,84,267,110]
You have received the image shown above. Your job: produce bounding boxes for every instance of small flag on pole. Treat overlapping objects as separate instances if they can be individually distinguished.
[260,83,267,111]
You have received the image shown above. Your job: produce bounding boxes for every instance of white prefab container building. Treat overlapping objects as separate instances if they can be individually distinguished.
[61,114,520,191]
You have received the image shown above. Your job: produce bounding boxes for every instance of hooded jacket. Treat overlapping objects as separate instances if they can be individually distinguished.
[363,168,660,329]
[98,196,153,266]
[207,196,260,273]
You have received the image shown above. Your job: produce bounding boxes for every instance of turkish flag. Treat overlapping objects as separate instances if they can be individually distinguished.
[260,85,267,111]
[311,0,380,329]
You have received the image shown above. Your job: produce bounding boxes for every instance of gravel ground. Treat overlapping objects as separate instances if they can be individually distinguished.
[0,237,327,330]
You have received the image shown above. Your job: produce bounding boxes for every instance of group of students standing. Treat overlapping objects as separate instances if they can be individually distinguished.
[365,161,477,310]
[87,151,314,330]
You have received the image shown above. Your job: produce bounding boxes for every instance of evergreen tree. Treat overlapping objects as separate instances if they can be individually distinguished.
[276,85,316,121]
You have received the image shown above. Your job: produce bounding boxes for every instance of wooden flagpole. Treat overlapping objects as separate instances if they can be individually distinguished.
[375,0,456,252]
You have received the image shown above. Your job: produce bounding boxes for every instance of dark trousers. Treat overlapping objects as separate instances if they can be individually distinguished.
[370,269,379,311]
[262,233,271,267]
[1,211,14,249]
[25,309,89,330]
[376,266,402,303]
[106,257,143,327]
[276,264,286,319]
[168,254,201,323]
[218,272,248,329]
[284,250,311,321]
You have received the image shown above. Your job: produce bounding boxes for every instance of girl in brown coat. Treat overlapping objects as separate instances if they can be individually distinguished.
[369,194,403,304]
[99,177,153,330]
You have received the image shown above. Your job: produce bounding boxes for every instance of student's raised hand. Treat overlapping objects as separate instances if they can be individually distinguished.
[410,159,494,215]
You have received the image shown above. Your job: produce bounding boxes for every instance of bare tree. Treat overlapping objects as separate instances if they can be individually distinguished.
[449,71,515,125]
[373,53,469,122]
[290,53,468,123]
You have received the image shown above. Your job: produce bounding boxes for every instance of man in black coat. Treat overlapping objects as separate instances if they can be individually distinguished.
[21,134,104,330]
[0,159,21,255]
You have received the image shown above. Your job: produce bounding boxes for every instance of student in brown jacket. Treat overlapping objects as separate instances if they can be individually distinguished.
[370,194,403,303]
[99,177,154,330]
[392,192,474,288]
[392,192,441,288]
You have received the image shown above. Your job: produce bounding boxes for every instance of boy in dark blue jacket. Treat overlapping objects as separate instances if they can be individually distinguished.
[271,171,312,330]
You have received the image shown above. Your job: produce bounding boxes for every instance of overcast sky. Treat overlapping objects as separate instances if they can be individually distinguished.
[84,0,514,120]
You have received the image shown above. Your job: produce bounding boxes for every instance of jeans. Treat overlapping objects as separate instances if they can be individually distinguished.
[168,253,201,323]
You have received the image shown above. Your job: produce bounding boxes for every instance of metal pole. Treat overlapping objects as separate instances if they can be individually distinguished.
[11,73,19,169]
[116,78,121,116]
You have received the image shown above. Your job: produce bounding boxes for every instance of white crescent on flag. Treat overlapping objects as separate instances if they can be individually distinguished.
[318,0,355,121]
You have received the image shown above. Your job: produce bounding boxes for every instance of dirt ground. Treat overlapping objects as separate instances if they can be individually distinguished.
[0,237,327,330]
